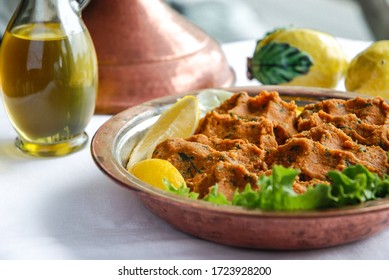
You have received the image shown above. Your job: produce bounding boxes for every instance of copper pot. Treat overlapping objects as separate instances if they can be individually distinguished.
[82,0,235,114]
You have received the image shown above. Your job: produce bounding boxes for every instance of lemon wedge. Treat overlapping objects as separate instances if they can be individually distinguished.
[127,95,200,169]
[129,159,185,190]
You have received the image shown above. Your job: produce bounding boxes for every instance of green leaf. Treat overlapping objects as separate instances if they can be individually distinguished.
[229,164,389,211]
[289,184,335,210]
[327,165,379,206]
[257,166,335,210]
[248,42,313,85]
[164,164,389,211]
[203,185,231,206]
[232,184,261,209]
[258,166,297,209]
[230,166,333,210]
[376,179,389,197]
[164,179,199,199]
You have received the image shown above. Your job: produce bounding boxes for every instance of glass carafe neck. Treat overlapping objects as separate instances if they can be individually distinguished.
[19,0,79,21]
[8,0,84,34]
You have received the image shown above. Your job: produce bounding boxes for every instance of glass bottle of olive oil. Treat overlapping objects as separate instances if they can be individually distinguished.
[0,0,97,157]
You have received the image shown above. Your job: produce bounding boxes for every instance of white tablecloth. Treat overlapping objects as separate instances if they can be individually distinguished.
[1,38,388,260]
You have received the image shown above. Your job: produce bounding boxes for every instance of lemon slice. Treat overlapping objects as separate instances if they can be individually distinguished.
[127,95,200,168]
[129,159,185,190]
[197,89,234,117]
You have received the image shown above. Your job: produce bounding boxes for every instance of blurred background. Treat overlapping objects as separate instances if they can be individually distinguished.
[0,0,388,42]
[166,0,389,43]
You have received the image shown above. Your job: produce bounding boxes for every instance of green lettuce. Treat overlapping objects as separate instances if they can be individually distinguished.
[327,165,384,206]
[166,165,389,211]
[163,179,199,199]
[232,166,335,210]
[203,184,231,205]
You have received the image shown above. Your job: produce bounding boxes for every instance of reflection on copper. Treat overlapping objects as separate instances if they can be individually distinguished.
[82,0,235,114]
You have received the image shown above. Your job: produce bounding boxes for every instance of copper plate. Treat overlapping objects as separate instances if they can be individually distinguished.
[91,86,389,250]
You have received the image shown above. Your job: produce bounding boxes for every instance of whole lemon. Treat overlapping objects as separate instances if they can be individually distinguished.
[247,28,348,88]
[345,40,389,99]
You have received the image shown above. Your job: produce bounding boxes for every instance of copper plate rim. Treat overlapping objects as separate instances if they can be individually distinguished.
[91,85,389,219]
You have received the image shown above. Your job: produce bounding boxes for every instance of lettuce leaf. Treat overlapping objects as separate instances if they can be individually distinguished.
[233,165,335,210]
[203,184,231,205]
[164,179,199,199]
[327,165,382,205]
[166,165,389,211]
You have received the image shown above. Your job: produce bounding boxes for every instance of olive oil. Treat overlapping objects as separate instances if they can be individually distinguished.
[0,23,98,156]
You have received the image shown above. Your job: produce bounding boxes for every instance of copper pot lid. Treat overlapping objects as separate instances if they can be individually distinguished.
[82,0,235,114]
